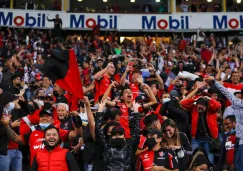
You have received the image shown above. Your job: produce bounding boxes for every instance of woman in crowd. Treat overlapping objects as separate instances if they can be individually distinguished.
[188,150,210,171]
[162,119,192,171]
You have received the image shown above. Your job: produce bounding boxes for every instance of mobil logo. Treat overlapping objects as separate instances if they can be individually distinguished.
[142,15,189,30]
[0,11,46,27]
[213,15,243,29]
[70,14,117,29]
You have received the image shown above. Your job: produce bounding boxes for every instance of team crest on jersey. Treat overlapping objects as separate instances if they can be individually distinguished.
[64,122,68,127]
[159,152,164,157]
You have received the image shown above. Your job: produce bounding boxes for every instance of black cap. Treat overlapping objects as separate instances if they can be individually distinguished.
[44,94,54,101]
[0,92,16,107]
[170,90,180,98]
[147,128,162,138]
[39,109,53,117]
[135,94,147,103]
[111,126,124,136]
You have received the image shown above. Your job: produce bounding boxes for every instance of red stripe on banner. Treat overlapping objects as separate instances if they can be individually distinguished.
[56,49,84,99]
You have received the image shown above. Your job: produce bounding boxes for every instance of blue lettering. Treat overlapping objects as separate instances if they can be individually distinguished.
[114,16,117,29]
[70,15,84,28]
[98,15,108,28]
[25,13,36,27]
[213,15,227,29]
[169,16,180,29]
[0,12,13,25]
[241,16,243,29]
[42,14,45,27]
[142,16,156,29]
[185,16,189,29]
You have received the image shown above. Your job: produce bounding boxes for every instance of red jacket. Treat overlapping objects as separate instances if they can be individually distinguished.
[180,98,221,139]
[35,146,68,171]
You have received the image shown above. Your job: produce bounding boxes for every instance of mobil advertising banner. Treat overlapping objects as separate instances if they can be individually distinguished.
[0,9,242,31]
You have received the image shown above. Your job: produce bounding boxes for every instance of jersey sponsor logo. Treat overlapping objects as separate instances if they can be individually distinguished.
[36,138,45,142]
[33,143,45,150]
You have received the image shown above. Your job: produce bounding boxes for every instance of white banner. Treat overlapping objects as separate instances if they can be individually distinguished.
[0,9,242,31]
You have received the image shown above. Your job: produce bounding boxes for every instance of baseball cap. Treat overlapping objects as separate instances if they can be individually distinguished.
[170,90,180,98]
[39,109,53,117]
[147,128,163,138]
[135,94,147,103]
[44,94,54,101]
[111,126,125,136]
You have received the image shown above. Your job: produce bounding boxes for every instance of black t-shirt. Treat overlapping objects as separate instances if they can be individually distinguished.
[153,149,179,170]
[196,112,211,140]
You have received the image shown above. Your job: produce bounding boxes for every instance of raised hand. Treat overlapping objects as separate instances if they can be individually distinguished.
[132,101,141,113]
[1,116,11,127]
[11,119,20,128]
[98,99,107,112]
[81,96,90,106]
[195,81,207,89]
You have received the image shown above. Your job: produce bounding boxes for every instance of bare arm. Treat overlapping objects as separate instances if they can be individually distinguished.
[184,88,199,100]
[141,84,157,109]
[120,70,129,86]
[215,69,222,81]
[93,62,114,80]
[149,63,164,90]
[83,97,95,141]
[83,80,95,94]
[5,125,23,144]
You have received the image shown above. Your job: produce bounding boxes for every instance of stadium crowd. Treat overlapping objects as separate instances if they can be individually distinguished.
[0,23,242,171]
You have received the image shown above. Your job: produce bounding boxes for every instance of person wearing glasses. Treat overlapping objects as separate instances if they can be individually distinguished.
[219,115,237,171]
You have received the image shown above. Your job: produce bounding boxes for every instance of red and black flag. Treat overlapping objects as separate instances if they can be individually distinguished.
[92,24,100,36]
[41,49,83,98]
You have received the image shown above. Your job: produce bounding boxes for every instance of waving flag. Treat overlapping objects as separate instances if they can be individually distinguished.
[41,49,83,98]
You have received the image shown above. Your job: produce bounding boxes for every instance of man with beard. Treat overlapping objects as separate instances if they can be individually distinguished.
[136,128,179,171]
[30,125,80,171]
[1,108,83,166]
[4,74,23,95]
